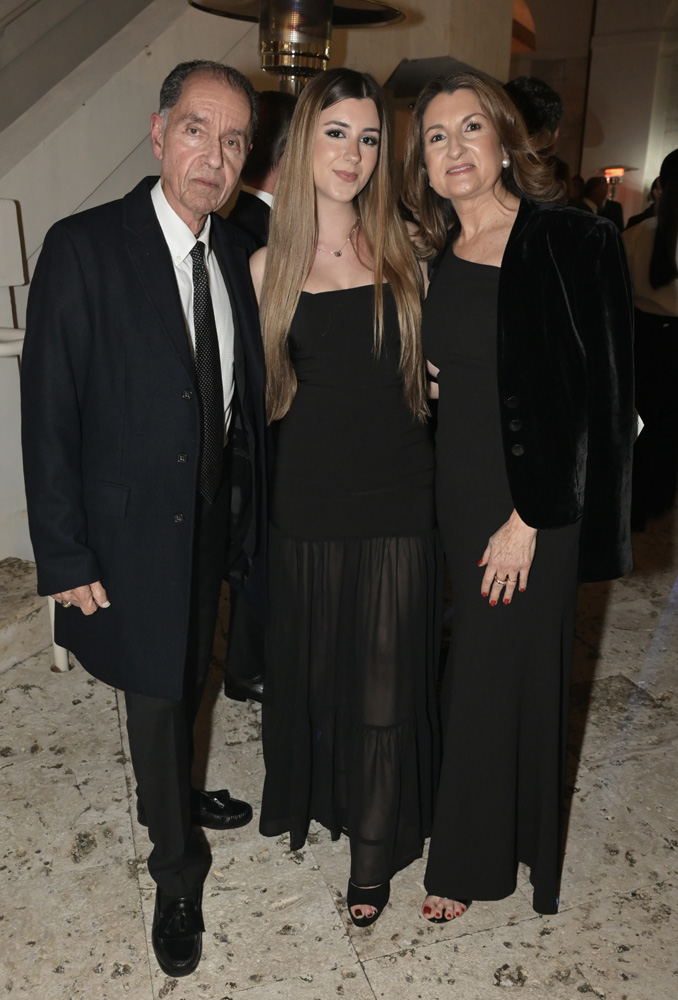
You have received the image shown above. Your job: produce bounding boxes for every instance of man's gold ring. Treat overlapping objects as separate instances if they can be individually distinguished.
[61,601,72,608]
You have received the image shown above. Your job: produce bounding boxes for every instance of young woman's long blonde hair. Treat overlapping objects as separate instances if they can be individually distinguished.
[261,68,427,423]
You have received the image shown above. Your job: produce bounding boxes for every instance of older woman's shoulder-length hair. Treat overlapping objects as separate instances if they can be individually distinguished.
[262,67,426,422]
[402,71,565,258]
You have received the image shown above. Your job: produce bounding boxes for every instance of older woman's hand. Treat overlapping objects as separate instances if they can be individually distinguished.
[478,510,538,605]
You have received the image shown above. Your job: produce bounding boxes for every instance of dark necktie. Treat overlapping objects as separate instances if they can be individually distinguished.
[190,241,224,503]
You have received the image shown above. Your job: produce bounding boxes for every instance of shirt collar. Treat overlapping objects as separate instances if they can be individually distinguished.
[241,184,274,208]
[151,178,213,267]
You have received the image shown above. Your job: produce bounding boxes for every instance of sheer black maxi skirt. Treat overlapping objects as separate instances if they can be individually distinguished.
[259,287,442,888]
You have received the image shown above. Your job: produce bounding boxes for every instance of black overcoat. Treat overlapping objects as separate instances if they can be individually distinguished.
[21,177,267,699]
[495,199,635,581]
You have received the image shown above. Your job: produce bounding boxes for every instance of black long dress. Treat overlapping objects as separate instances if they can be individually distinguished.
[260,285,442,888]
[422,248,580,915]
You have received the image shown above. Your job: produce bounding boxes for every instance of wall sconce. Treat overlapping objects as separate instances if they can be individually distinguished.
[187,0,405,93]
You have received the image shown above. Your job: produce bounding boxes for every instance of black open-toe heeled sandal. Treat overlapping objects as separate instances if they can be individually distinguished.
[347,880,390,928]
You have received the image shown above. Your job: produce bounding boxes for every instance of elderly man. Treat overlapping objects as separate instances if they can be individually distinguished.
[21,60,266,977]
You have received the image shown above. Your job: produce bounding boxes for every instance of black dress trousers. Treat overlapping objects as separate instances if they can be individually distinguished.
[124,452,231,898]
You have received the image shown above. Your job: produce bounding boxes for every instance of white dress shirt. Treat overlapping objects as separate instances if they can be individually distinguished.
[151,179,235,439]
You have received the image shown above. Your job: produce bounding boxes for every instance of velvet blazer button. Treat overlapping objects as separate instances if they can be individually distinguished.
[506,395,520,408]
[511,444,525,457]
[509,419,522,432]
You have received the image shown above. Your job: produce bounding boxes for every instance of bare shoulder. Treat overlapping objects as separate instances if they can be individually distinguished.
[249,247,267,301]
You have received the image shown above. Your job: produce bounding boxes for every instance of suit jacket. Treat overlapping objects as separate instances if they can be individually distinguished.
[21,177,267,699]
[227,190,270,249]
[601,198,624,232]
[432,199,635,582]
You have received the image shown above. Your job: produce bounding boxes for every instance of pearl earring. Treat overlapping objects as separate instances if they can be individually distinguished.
[502,156,510,169]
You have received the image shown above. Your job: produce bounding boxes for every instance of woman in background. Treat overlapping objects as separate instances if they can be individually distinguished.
[623,150,678,529]
[251,68,441,928]
[402,71,634,920]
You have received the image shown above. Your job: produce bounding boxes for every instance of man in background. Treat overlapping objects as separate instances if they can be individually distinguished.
[224,89,296,704]
[573,175,624,230]
[228,89,297,247]
[504,75,570,201]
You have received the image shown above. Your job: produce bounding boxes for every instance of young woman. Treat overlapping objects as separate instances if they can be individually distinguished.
[251,68,441,927]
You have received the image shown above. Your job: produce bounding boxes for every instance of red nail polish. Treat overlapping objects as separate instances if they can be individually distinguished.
[519,587,526,593]
[423,905,431,915]
[481,591,488,598]
[503,598,509,605]
[477,559,483,566]
[490,599,497,607]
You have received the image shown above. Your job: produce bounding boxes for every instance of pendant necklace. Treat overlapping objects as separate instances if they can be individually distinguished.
[316,220,359,258]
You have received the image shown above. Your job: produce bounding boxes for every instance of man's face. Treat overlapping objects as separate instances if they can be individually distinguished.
[151,72,252,234]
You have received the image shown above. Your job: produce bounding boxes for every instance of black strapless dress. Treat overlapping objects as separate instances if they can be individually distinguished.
[422,247,580,914]
[260,285,442,887]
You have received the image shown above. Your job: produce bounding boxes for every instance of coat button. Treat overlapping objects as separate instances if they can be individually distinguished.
[506,395,520,409]
[511,444,525,457]
[182,389,193,399]
[177,453,187,463]
[173,513,185,523]
[509,418,522,432]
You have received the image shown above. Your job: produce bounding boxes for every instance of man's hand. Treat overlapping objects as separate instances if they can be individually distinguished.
[51,581,110,616]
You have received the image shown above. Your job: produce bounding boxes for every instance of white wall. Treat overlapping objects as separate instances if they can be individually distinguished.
[582,0,678,217]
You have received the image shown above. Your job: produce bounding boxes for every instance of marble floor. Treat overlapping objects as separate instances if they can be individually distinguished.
[1,509,677,1000]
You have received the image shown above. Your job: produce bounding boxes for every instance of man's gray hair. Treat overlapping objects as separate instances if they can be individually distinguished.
[158,60,258,137]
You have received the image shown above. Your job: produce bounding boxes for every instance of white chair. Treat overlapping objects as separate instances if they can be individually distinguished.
[0,199,70,672]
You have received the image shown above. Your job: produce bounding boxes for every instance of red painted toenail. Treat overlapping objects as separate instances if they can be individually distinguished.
[423,906,432,915]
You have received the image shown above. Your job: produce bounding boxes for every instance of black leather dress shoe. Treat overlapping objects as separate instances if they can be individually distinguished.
[223,672,264,703]
[191,788,253,830]
[152,887,204,978]
[136,789,253,830]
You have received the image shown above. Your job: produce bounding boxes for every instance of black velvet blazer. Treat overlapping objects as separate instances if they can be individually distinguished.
[496,199,635,581]
[432,198,635,582]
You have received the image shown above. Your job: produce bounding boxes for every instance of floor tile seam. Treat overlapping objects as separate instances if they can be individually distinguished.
[351,914,548,965]
[225,966,378,998]
[0,641,53,673]
[577,732,678,772]
[553,877,674,916]
[1,855,144,887]
[568,765,678,840]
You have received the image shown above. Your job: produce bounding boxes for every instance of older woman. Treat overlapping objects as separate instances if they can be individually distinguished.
[402,72,635,919]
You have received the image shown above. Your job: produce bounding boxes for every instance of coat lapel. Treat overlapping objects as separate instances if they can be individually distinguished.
[122,178,197,386]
